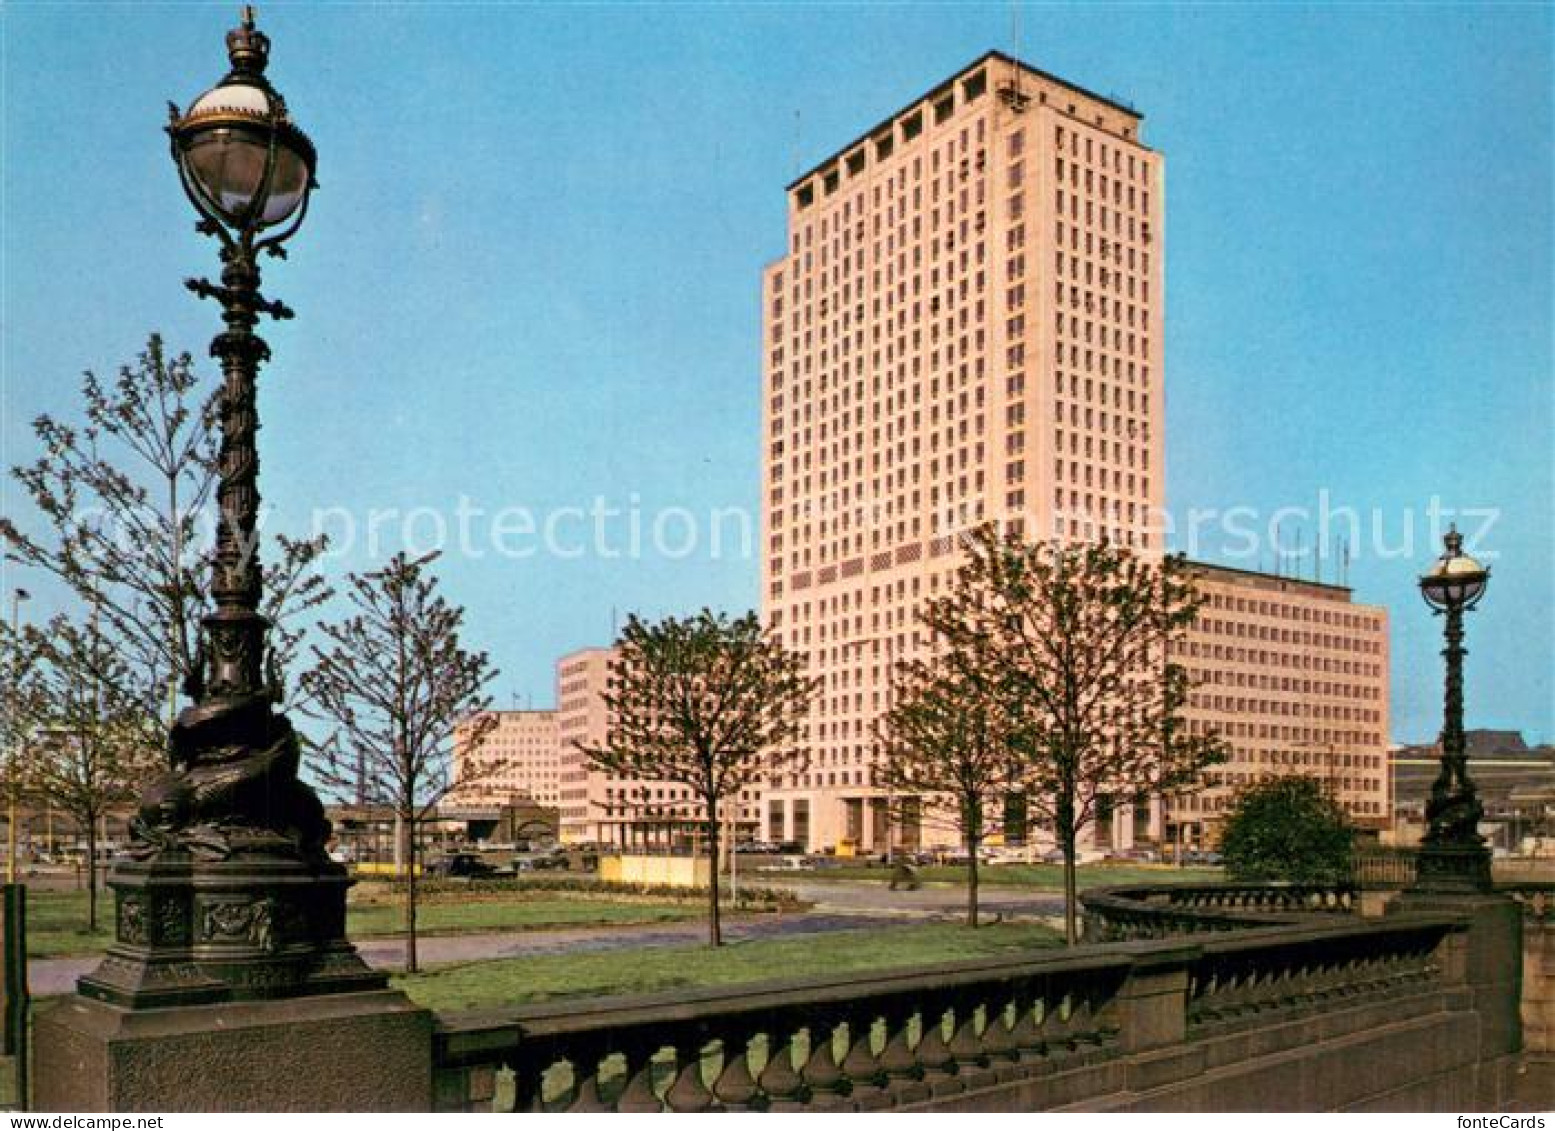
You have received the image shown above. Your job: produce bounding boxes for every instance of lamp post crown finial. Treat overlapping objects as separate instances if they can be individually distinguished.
[1444,526,1463,555]
[226,5,270,78]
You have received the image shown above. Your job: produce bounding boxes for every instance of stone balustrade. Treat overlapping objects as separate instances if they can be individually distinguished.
[431,914,1464,1112]
[1082,882,1358,942]
[1185,919,1447,1032]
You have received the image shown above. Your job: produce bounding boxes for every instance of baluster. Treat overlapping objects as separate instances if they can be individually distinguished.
[878,1005,927,1101]
[1043,992,1078,1052]
[1066,993,1104,1060]
[757,1026,810,1110]
[1190,971,1219,1023]
[1009,994,1050,1062]
[800,1018,850,1108]
[947,1001,989,1070]
[1272,961,1301,1009]
[950,1000,1000,1091]
[840,1016,889,1105]
[615,1043,665,1113]
[1225,967,1255,1017]
[567,1051,616,1113]
[665,1039,718,1113]
[916,1006,963,1093]
[982,997,1019,1064]
[712,1033,762,1111]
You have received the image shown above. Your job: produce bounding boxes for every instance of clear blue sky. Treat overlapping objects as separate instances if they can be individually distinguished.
[3,3,1551,744]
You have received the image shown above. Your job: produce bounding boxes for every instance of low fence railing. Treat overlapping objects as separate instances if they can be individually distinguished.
[431,914,1463,1112]
[1081,882,1358,942]
[1352,847,1419,890]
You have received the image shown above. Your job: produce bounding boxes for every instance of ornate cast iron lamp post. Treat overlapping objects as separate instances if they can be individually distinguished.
[1413,526,1493,892]
[78,8,381,1008]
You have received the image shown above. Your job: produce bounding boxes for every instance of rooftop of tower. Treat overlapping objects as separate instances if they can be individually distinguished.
[787,49,1146,193]
[1184,558,1362,603]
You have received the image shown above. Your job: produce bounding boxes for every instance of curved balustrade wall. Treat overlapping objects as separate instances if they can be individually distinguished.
[432,912,1480,1112]
[1081,881,1359,943]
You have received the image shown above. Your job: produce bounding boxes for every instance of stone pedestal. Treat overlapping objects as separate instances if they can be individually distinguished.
[1394,888,1523,1106]
[34,989,432,1112]
[1414,842,1494,893]
[78,855,383,1008]
[33,852,412,1111]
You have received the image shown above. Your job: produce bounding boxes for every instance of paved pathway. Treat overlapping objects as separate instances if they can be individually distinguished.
[28,879,1065,995]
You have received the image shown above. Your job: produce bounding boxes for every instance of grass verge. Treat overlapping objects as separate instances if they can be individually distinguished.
[775,863,1225,888]
[395,919,1064,1012]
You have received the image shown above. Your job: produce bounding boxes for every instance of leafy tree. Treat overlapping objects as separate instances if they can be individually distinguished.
[875,656,1018,926]
[0,334,330,724]
[925,525,1228,944]
[1220,775,1354,885]
[579,610,816,946]
[0,609,38,881]
[300,551,497,972]
[11,614,160,930]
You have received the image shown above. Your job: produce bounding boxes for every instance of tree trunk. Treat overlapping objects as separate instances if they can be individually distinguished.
[402,816,419,973]
[86,813,99,932]
[967,844,980,928]
[1062,830,1079,946]
[706,796,722,948]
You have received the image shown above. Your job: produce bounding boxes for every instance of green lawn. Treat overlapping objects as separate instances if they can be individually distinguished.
[24,887,114,958]
[780,862,1224,889]
[395,920,1065,1012]
[22,887,704,959]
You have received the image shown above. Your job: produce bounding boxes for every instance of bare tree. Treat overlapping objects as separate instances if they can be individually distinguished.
[579,610,816,946]
[1,334,331,723]
[924,525,1228,944]
[875,656,1019,927]
[301,551,497,972]
[12,614,160,930]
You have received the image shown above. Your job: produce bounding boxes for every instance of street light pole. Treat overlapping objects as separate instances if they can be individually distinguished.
[76,8,381,1010]
[1412,526,1492,892]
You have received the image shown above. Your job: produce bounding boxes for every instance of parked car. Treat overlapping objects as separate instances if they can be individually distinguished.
[1111,847,1160,863]
[771,856,816,871]
[426,852,496,878]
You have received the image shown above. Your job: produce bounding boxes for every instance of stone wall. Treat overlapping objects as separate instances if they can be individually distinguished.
[433,906,1523,1112]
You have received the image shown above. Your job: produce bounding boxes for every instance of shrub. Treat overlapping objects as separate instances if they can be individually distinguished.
[1219,775,1354,885]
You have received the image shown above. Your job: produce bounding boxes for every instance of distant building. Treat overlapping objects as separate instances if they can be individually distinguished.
[450,709,560,808]
[1167,562,1391,848]
[755,50,1397,854]
[554,646,763,847]
[760,51,1164,853]
[1391,729,1555,852]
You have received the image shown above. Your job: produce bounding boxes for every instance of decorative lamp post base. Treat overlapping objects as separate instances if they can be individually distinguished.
[1411,841,1493,894]
[77,856,384,1010]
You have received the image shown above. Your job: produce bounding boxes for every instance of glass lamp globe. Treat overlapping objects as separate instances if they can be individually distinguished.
[168,9,316,234]
[1420,527,1490,612]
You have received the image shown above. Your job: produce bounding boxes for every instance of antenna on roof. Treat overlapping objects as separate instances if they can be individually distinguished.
[792,109,803,178]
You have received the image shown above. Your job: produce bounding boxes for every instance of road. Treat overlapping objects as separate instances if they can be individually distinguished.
[27,877,1065,996]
